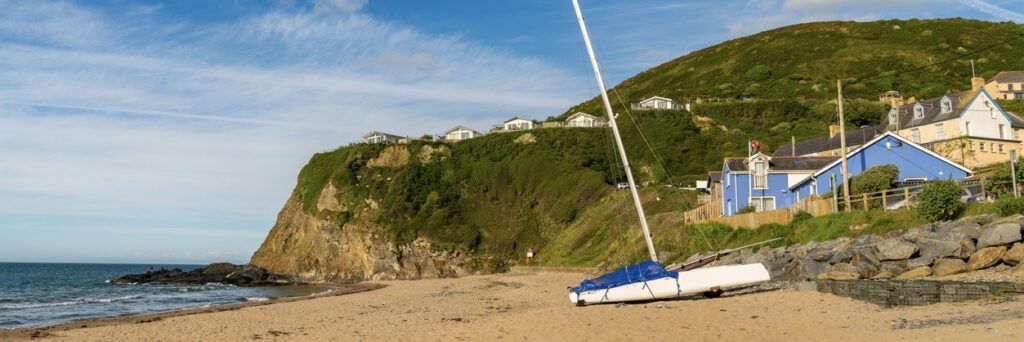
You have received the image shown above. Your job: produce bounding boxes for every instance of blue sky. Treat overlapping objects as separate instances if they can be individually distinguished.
[0,0,1021,264]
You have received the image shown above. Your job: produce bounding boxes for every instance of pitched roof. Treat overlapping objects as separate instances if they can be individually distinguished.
[708,171,722,182]
[772,125,886,157]
[725,156,838,172]
[888,90,970,130]
[640,96,674,103]
[362,131,404,139]
[444,125,480,134]
[504,117,535,124]
[991,71,1024,84]
[790,132,973,189]
[566,112,601,121]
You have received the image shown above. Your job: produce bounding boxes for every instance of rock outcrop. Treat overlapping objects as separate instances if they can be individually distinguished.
[249,195,497,283]
[114,263,296,286]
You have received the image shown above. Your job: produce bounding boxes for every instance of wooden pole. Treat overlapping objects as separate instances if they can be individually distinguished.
[862,193,869,211]
[838,80,852,211]
[882,190,888,209]
[791,136,796,157]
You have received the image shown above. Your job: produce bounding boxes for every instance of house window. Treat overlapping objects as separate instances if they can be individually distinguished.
[888,109,897,125]
[999,144,1006,153]
[749,197,776,212]
[1015,129,1021,141]
[914,104,924,119]
[1015,93,1024,100]
[752,160,768,189]
[1011,84,1016,91]
[981,143,987,152]
[1000,124,1007,139]
[935,123,945,140]
[941,97,952,113]
[966,122,973,136]
[911,129,921,143]
[969,142,975,151]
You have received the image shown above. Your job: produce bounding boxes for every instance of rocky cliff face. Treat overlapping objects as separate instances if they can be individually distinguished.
[249,193,483,283]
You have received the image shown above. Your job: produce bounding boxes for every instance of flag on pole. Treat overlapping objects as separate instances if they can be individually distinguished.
[749,140,760,155]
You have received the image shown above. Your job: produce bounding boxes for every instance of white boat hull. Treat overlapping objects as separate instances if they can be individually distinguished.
[569,263,770,305]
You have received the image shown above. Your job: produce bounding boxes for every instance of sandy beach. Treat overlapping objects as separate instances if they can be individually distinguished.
[3,271,1023,341]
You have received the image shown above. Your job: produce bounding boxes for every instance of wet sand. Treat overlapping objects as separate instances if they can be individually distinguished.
[4,272,1024,341]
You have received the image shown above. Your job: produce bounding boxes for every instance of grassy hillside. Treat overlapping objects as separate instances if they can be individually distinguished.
[566,19,1023,116]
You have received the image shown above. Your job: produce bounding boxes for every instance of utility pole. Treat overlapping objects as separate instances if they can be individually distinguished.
[791,136,796,157]
[1012,149,1019,198]
[837,79,852,211]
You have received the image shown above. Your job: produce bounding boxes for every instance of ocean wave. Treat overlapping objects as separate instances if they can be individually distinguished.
[244,297,269,302]
[0,295,142,310]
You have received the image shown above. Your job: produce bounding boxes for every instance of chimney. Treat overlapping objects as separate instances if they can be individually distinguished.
[890,97,904,108]
[829,124,841,137]
[971,76,986,93]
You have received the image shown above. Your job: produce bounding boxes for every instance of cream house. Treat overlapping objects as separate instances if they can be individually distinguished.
[983,71,1024,100]
[632,96,681,110]
[886,81,1024,168]
[565,112,607,128]
[444,126,483,142]
[363,131,406,144]
[502,117,537,131]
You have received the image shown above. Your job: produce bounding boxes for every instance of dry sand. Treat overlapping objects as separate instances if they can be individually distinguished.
[5,272,1024,341]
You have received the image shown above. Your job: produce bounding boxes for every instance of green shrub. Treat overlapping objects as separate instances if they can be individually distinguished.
[737,206,757,214]
[995,196,1024,216]
[792,210,813,223]
[744,65,772,82]
[850,164,899,195]
[917,181,964,221]
[983,158,1024,196]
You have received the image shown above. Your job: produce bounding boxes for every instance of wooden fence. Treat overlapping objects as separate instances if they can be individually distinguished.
[683,196,835,229]
[836,178,990,212]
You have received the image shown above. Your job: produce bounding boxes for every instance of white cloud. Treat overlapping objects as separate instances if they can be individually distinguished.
[957,0,1024,22]
[0,1,589,262]
[312,0,368,13]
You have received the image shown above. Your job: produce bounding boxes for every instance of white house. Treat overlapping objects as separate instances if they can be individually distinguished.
[444,126,483,142]
[633,96,681,110]
[363,131,405,144]
[565,112,607,128]
[503,117,537,131]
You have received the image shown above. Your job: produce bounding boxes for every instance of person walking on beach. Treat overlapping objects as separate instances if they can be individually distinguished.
[526,247,534,266]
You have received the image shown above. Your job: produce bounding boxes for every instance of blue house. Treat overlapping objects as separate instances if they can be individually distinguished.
[720,154,837,216]
[721,132,973,216]
[790,132,972,200]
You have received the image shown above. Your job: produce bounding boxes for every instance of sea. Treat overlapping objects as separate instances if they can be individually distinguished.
[0,263,337,330]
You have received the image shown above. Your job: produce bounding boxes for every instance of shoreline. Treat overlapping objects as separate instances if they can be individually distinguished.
[5,272,1024,340]
[0,282,385,340]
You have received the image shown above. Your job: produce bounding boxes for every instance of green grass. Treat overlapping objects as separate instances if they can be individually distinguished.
[565,19,1024,117]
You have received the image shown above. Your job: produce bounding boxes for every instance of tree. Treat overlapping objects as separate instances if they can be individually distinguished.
[744,65,772,82]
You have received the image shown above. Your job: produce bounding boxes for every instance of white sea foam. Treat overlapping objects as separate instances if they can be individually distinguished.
[244,297,270,302]
[0,295,141,310]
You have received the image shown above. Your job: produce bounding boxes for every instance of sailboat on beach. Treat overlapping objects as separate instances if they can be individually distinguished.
[567,0,771,306]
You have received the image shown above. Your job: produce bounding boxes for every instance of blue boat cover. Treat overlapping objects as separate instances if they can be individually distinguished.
[571,260,677,294]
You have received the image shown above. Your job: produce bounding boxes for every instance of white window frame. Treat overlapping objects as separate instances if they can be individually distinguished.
[980,143,987,152]
[911,128,921,143]
[1000,124,1007,140]
[999,144,1005,153]
[748,196,776,212]
[752,160,768,190]
[935,123,945,140]
[914,105,924,119]
[966,121,973,136]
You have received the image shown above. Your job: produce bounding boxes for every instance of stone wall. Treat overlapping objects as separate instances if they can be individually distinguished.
[817,279,1024,307]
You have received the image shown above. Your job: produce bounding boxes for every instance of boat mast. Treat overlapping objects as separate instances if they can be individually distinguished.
[571,0,658,262]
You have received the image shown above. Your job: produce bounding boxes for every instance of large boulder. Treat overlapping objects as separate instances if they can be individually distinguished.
[875,239,918,260]
[1003,243,1024,266]
[916,232,974,259]
[945,221,983,240]
[967,246,1008,271]
[958,213,999,226]
[796,258,829,280]
[907,256,935,268]
[931,258,968,277]
[871,271,895,280]
[978,223,1022,248]
[896,266,932,280]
